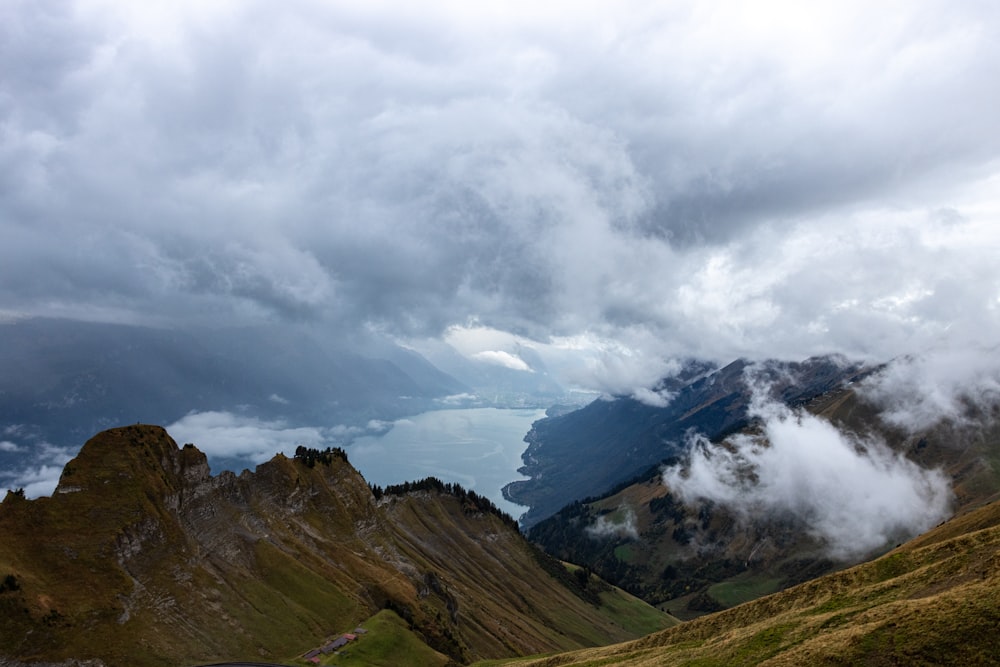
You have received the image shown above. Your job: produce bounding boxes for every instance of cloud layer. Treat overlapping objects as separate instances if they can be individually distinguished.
[859,346,1000,432]
[2,0,999,395]
[662,392,952,559]
[165,411,391,466]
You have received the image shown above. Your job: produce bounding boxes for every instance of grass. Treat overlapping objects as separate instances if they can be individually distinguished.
[706,574,783,609]
[479,497,1000,666]
[297,610,450,667]
[595,587,681,637]
[613,544,635,563]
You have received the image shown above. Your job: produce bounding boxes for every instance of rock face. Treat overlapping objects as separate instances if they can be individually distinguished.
[0,426,672,667]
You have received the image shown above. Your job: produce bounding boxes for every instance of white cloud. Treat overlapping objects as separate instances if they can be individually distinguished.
[472,350,533,372]
[3,465,65,499]
[662,391,952,560]
[631,388,676,408]
[436,393,480,406]
[859,346,1000,432]
[586,504,639,541]
[0,441,74,498]
[166,411,379,465]
[0,441,21,452]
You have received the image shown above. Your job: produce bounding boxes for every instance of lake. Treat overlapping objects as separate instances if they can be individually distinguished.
[348,407,546,518]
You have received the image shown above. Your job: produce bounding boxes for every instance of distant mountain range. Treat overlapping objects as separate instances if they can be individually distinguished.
[2,337,999,665]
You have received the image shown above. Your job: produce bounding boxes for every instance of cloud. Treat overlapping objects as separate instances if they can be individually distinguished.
[0,440,74,498]
[631,388,676,409]
[1,0,999,393]
[472,350,533,372]
[436,393,480,406]
[587,504,639,541]
[662,391,952,560]
[858,346,1000,432]
[2,465,66,499]
[165,410,385,465]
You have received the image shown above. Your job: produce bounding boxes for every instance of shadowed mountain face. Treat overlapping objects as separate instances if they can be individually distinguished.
[0,425,673,667]
[505,356,870,529]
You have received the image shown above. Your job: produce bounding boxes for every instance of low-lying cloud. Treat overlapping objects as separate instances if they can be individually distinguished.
[165,411,391,467]
[587,504,640,541]
[662,394,952,560]
[859,346,1000,432]
[472,350,533,372]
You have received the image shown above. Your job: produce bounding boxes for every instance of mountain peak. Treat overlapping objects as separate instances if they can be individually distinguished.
[55,424,210,497]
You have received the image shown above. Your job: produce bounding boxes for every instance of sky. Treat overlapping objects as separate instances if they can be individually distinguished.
[2,0,1000,397]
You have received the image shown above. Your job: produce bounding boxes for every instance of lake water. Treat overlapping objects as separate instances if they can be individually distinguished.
[348,408,546,518]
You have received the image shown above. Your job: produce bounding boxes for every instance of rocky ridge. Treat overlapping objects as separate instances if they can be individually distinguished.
[0,425,672,667]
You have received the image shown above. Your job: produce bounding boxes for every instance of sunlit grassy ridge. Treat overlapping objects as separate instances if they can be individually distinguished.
[479,499,1000,666]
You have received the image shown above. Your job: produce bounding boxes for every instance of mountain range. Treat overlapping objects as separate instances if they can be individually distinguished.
[526,364,1000,621]
[3,317,999,665]
[2,420,998,666]
[0,424,673,666]
[504,356,872,529]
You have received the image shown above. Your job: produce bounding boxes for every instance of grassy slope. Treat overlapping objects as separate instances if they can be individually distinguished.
[482,498,1000,666]
[378,493,677,661]
[289,609,452,667]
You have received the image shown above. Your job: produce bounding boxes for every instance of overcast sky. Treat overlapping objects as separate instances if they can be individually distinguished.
[3,0,999,394]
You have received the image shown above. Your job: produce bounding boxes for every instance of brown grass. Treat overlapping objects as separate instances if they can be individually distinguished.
[484,499,1000,666]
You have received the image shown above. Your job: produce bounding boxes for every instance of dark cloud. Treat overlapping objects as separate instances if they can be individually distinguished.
[2,0,999,395]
